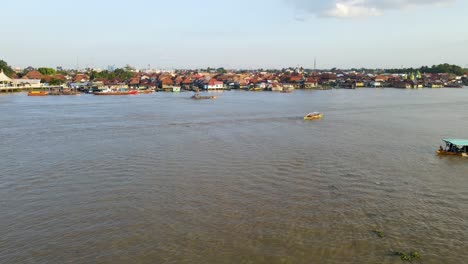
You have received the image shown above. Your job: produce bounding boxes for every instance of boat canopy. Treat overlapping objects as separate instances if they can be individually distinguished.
[443,139,468,147]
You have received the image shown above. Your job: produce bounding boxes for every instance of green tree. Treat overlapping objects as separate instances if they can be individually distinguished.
[0,59,14,77]
[386,64,464,75]
[124,64,135,71]
[49,78,64,85]
[216,67,227,74]
[38,67,56,75]
[113,68,134,80]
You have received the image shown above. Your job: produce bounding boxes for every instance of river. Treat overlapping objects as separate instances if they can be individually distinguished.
[1,88,467,263]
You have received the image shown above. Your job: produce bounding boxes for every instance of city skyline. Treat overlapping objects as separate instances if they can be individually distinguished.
[1,0,467,69]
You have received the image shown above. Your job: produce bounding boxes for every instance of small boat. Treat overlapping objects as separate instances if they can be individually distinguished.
[282,85,295,93]
[249,87,263,91]
[48,89,80,96]
[137,89,154,94]
[304,112,323,120]
[437,139,468,157]
[191,94,217,100]
[94,88,138,96]
[28,91,48,96]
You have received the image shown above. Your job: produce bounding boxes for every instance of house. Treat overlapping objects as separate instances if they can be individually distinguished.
[128,77,140,87]
[304,77,319,89]
[160,77,174,89]
[181,77,192,89]
[393,81,411,89]
[12,78,41,87]
[374,75,389,82]
[319,73,337,85]
[205,79,224,90]
[23,70,43,80]
[73,74,90,83]
[271,82,283,92]
[353,81,365,88]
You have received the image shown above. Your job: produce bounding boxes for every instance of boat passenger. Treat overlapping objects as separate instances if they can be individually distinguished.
[439,146,444,152]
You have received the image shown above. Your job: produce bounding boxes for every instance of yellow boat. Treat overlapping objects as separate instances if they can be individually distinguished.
[304,112,323,120]
[28,91,48,96]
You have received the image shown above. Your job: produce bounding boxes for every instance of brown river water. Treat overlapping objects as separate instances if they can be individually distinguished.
[1,89,467,263]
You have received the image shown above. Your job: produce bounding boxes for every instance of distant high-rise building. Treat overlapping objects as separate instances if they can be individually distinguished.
[107,65,116,72]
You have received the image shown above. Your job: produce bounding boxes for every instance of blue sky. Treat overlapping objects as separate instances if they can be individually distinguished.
[1,0,467,69]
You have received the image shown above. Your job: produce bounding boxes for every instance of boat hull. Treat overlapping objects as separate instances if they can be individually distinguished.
[304,114,323,120]
[137,90,154,94]
[437,150,468,157]
[191,95,217,100]
[94,90,138,95]
[28,91,48,96]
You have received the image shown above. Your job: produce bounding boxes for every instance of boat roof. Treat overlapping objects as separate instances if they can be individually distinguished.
[443,139,468,147]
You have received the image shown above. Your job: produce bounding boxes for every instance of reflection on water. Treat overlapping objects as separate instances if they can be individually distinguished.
[1,89,467,263]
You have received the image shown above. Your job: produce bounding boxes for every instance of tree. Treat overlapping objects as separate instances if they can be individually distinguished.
[113,68,134,80]
[0,59,14,77]
[124,64,135,71]
[216,67,227,74]
[38,67,56,75]
[385,64,464,75]
[49,78,64,85]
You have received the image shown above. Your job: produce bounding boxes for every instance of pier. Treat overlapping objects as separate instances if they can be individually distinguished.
[0,86,64,93]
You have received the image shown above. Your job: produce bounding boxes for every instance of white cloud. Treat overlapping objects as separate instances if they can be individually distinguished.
[288,0,454,18]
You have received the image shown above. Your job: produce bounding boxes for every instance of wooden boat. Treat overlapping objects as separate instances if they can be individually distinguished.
[304,112,323,120]
[249,87,263,91]
[191,94,217,100]
[437,139,468,157]
[48,89,80,96]
[28,91,48,96]
[137,90,154,94]
[94,91,137,95]
[94,88,138,95]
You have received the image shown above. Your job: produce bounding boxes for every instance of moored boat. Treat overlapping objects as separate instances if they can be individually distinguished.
[249,87,263,91]
[94,87,138,95]
[137,89,154,94]
[281,85,295,93]
[28,91,48,96]
[191,94,217,100]
[48,89,80,96]
[304,112,323,120]
[437,139,468,157]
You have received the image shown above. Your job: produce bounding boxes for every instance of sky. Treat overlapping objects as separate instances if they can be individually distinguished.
[1,0,467,69]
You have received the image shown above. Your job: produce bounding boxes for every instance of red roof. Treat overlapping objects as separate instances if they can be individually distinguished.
[129,77,140,85]
[208,79,223,85]
[73,74,89,82]
[192,73,204,79]
[182,77,192,84]
[290,76,302,82]
[305,77,318,83]
[161,78,173,85]
[23,70,43,79]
